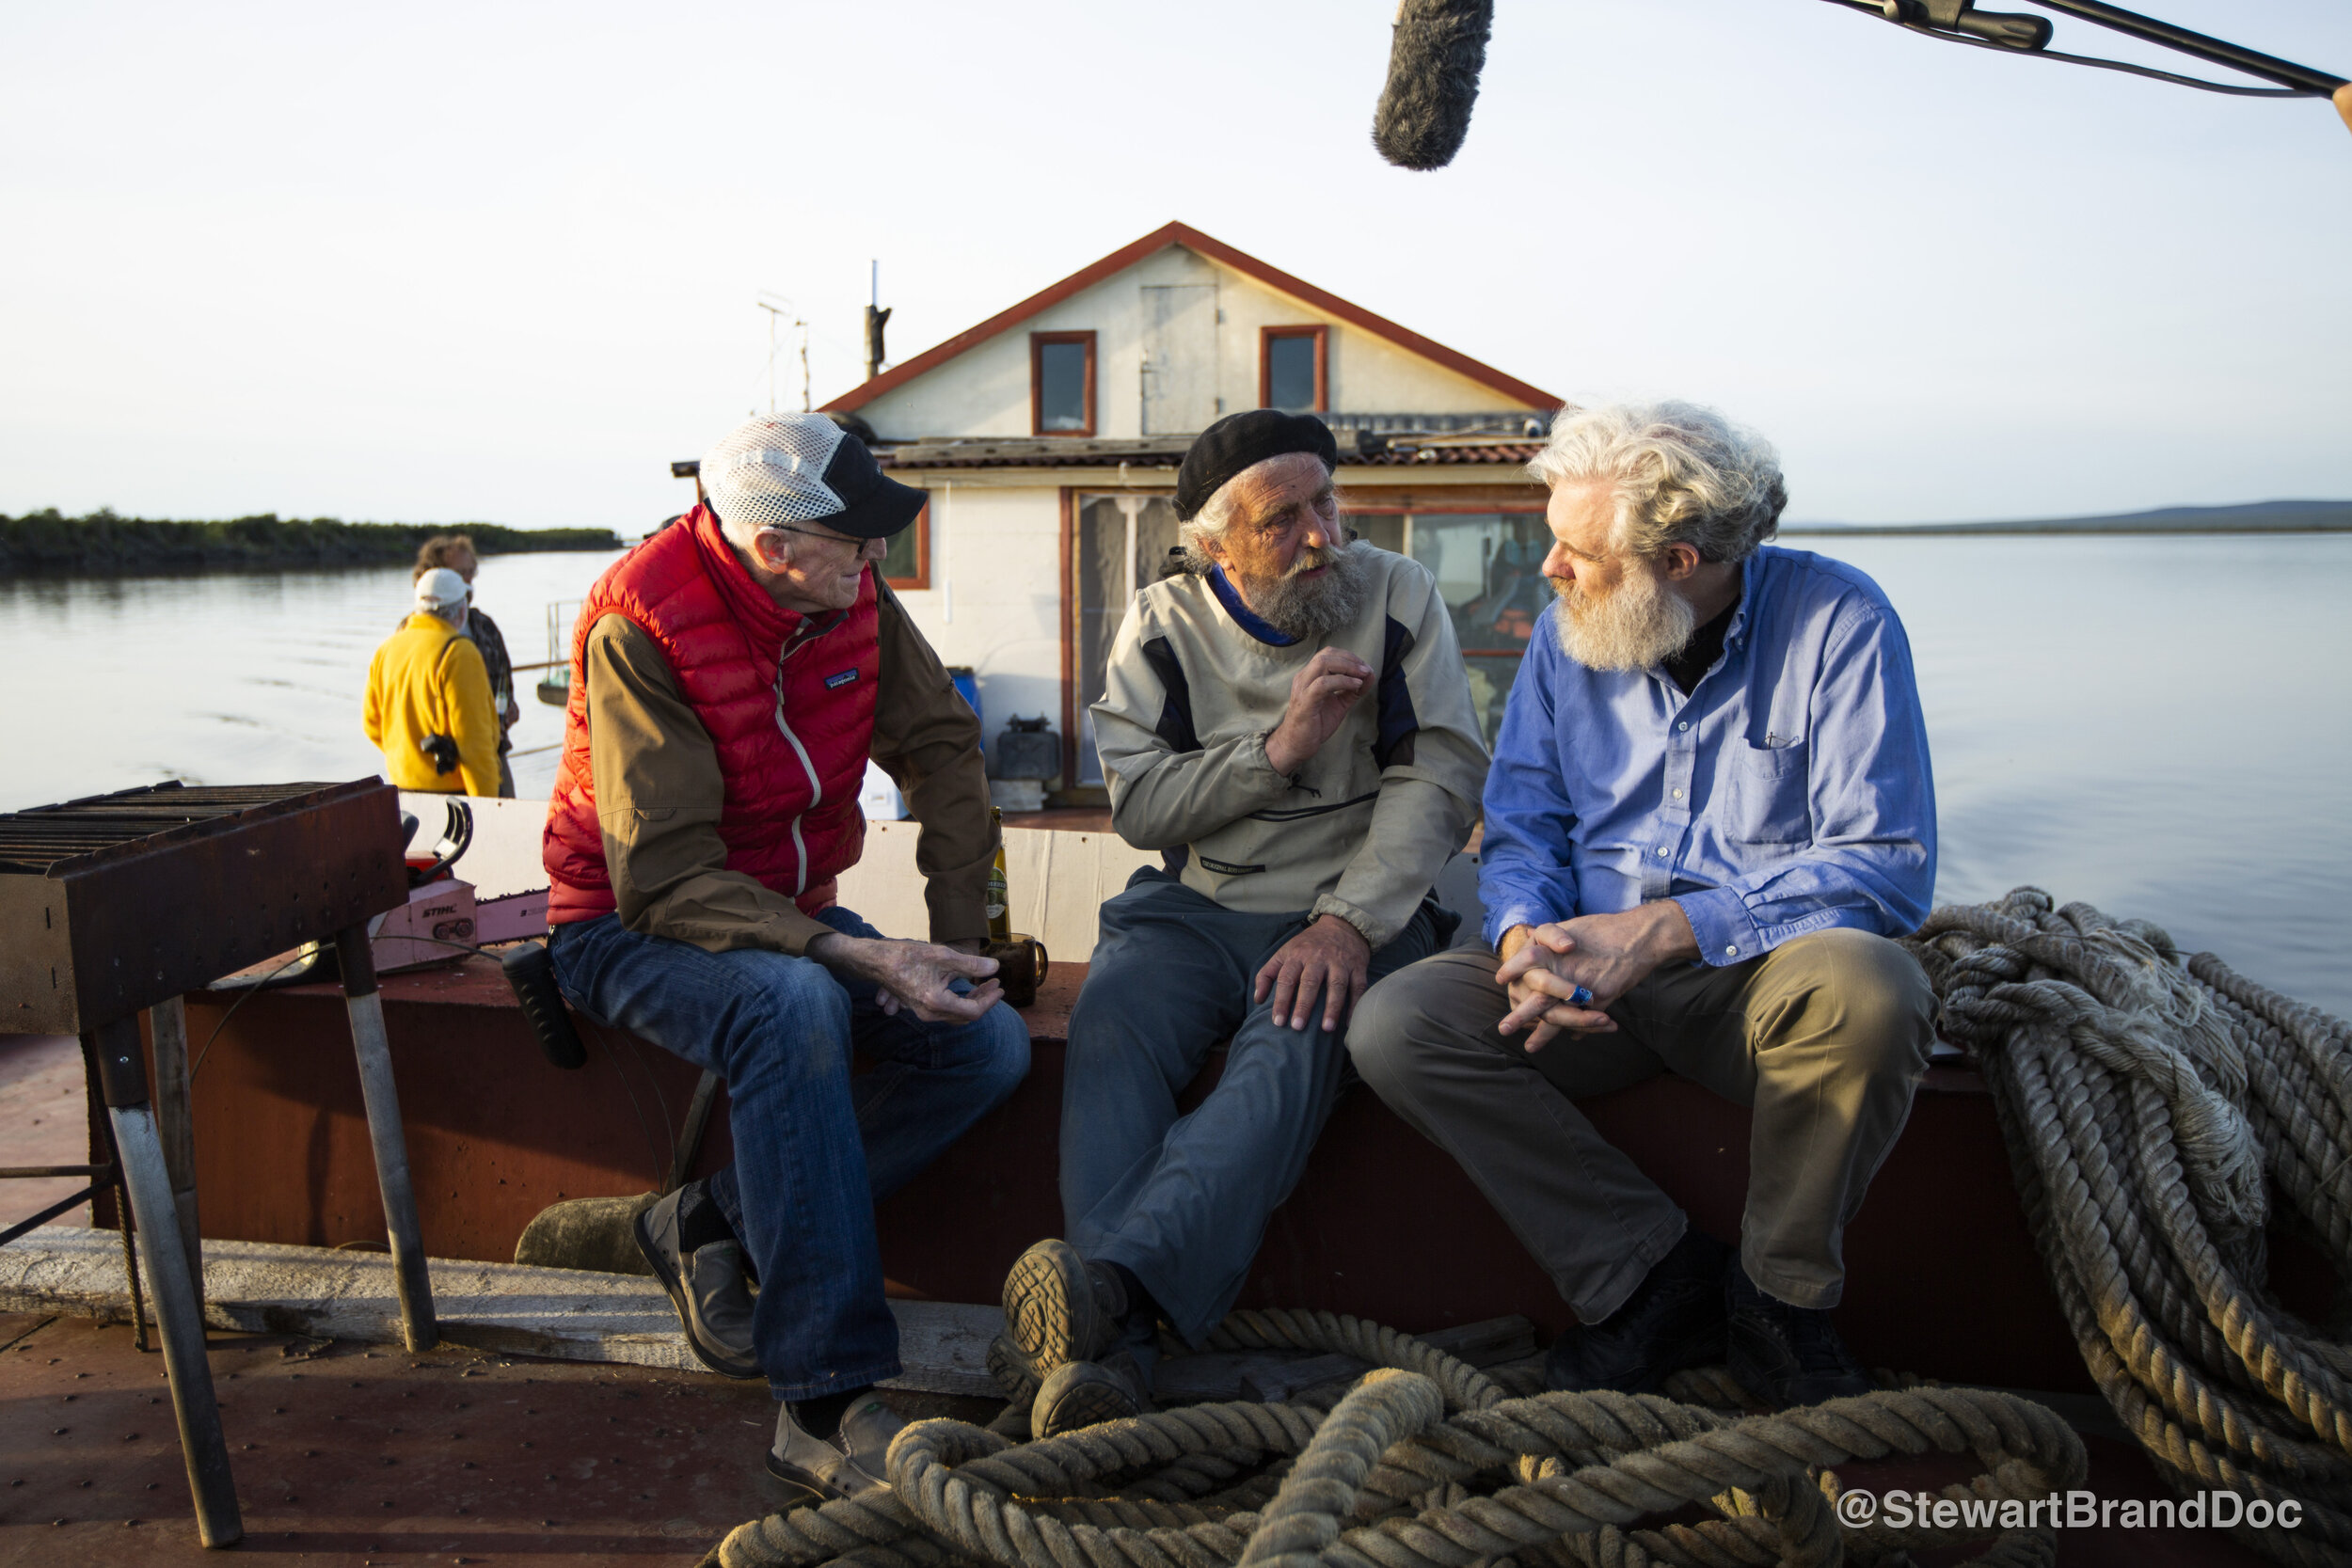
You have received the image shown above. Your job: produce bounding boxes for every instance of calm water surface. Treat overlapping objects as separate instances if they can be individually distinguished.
[3,536,2345,1018]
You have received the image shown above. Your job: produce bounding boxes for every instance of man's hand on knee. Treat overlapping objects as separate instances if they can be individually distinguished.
[1253,914,1372,1034]
[807,933,1005,1022]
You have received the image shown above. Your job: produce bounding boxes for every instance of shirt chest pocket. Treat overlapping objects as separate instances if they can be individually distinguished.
[1718,740,1811,844]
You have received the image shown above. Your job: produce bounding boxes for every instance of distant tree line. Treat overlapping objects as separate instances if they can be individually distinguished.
[0,509,623,577]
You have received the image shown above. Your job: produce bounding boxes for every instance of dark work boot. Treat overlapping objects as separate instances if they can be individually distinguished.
[1724,1261,1871,1407]
[636,1181,759,1380]
[1032,1350,1150,1437]
[998,1238,1125,1392]
[1544,1227,1731,1395]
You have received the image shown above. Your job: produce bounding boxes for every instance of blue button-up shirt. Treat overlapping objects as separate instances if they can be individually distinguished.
[1479,546,1935,964]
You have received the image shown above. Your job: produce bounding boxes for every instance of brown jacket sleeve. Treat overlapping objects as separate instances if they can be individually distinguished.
[868,579,998,946]
[582,614,834,955]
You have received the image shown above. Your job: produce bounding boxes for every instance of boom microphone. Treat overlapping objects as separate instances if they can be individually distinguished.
[1372,0,1494,171]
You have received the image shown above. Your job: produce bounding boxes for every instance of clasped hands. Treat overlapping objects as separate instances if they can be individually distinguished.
[1496,901,1699,1053]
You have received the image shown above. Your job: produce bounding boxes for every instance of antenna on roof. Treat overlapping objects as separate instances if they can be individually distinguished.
[756,293,811,413]
[864,261,892,383]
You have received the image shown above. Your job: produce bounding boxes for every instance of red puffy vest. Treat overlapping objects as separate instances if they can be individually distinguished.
[543,505,880,926]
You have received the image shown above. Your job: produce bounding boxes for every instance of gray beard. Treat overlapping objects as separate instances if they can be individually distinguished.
[1234,540,1374,641]
[1553,562,1696,673]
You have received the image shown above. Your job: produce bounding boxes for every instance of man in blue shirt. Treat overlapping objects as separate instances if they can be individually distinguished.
[1349,400,1936,1408]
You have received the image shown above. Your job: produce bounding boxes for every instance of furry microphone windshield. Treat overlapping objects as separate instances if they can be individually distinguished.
[1372,0,1495,170]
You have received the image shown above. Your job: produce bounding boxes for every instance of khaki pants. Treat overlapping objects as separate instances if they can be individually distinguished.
[1347,927,1932,1318]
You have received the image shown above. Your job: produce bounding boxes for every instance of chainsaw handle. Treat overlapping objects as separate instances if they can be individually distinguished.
[500,940,587,1070]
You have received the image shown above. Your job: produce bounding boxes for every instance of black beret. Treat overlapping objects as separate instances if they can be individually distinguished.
[1174,410,1341,522]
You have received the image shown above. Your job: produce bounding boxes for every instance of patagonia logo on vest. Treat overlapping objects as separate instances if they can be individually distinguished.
[824,668,860,689]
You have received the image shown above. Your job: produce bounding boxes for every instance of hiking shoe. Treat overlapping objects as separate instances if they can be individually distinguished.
[1724,1261,1871,1407]
[766,1395,906,1506]
[1031,1353,1149,1438]
[1544,1227,1731,1395]
[1000,1238,1120,1388]
[636,1184,759,1380]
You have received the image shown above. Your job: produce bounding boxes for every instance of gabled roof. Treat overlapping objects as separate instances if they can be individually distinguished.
[820,221,1562,416]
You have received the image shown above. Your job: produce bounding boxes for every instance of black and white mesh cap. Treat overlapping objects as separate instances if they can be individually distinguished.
[701,414,926,541]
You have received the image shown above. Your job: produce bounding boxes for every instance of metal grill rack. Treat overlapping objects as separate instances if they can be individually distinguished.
[0,779,429,1549]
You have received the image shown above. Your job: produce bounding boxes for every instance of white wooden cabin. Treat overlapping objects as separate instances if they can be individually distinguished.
[818,221,1565,796]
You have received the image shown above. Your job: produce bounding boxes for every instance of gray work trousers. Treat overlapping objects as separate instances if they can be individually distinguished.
[1061,868,1445,1344]
[1346,927,1932,1319]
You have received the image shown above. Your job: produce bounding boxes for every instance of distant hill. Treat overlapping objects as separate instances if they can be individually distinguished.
[1783,499,2352,535]
[0,510,624,577]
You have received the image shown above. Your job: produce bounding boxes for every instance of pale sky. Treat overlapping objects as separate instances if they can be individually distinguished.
[3,0,2346,531]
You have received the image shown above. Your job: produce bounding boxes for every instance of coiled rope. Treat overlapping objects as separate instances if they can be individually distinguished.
[707,884,2352,1568]
[1911,887,2352,1566]
[706,1307,2083,1568]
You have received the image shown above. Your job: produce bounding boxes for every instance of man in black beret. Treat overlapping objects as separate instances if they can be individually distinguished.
[993,410,1490,1434]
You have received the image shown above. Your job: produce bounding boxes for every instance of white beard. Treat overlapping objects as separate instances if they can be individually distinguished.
[1553,562,1696,673]
[1235,540,1374,641]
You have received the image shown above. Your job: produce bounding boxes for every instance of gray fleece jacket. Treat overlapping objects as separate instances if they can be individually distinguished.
[1091,546,1489,948]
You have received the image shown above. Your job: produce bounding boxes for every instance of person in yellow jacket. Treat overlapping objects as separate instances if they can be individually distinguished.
[364,566,501,796]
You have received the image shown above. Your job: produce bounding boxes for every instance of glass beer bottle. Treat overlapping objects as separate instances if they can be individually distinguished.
[987,806,1011,942]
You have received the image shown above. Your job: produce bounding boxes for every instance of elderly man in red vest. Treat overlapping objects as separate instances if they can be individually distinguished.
[542,414,1029,1502]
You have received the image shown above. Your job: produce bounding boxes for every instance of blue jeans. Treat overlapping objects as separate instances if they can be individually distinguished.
[548,908,1030,1400]
[1061,870,1445,1346]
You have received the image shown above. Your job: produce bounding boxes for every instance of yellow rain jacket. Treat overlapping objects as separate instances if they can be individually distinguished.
[364,613,501,797]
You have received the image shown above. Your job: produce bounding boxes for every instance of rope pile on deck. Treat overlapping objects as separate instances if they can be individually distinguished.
[1915,886,2352,1567]
[707,1319,2083,1568]
[704,885,2352,1568]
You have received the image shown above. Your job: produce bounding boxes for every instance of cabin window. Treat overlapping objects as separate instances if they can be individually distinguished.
[1031,332,1096,436]
[883,500,930,590]
[1408,509,1552,743]
[1349,513,1406,554]
[1329,503,1551,745]
[1069,491,1184,786]
[1260,325,1327,412]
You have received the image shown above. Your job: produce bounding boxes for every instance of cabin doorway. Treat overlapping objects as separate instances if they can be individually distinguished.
[1139,283,1217,435]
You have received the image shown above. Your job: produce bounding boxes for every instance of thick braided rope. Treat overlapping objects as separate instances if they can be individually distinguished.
[1239,1371,1445,1568]
[709,1377,2081,1568]
[1202,1309,1504,1413]
[1911,888,2352,1567]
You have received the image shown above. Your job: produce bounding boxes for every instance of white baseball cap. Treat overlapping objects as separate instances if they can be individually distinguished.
[415,567,470,612]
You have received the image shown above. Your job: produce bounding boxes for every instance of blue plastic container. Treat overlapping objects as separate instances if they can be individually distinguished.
[947,666,980,731]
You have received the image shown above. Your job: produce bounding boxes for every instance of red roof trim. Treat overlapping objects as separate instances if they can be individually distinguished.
[820,221,1561,416]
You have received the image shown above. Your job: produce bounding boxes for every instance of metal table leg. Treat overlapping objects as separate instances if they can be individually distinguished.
[148,997,205,1324]
[333,926,438,1352]
[84,1016,242,1548]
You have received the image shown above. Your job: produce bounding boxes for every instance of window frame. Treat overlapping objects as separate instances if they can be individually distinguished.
[883,499,930,591]
[1375,499,1551,657]
[1030,331,1098,436]
[1259,324,1328,413]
